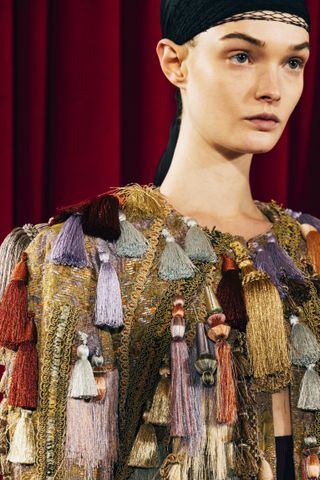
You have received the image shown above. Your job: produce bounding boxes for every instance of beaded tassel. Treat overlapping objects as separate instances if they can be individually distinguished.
[195,322,217,387]
[50,214,89,268]
[95,242,123,329]
[204,287,237,425]
[170,296,197,437]
[159,229,196,281]
[230,241,289,379]
[116,211,149,258]
[68,332,98,400]
[183,217,217,262]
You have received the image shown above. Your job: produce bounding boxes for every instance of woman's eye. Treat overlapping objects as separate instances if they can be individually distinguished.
[287,58,304,70]
[230,52,250,64]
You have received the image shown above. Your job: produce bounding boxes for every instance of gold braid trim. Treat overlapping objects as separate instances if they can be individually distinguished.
[118,216,166,431]
[36,304,78,480]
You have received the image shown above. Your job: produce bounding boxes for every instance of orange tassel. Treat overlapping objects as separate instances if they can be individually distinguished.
[0,252,29,349]
[8,313,38,409]
[215,340,237,425]
[300,224,320,274]
[8,342,38,409]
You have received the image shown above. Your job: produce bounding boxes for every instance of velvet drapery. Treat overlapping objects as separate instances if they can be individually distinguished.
[0,0,319,244]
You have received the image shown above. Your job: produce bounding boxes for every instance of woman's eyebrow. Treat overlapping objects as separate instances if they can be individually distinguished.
[219,32,310,51]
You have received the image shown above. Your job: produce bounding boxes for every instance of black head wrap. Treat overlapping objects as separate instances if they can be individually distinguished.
[154,0,310,185]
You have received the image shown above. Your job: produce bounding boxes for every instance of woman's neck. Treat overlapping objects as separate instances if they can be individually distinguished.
[159,124,272,238]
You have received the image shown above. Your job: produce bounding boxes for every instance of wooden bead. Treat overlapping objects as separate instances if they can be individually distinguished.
[173,295,185,307]
[207,313,226,328]
[172,305,185,318]
[207,324,231,342]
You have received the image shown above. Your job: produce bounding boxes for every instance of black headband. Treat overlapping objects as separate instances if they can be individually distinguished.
[160,0,311,44]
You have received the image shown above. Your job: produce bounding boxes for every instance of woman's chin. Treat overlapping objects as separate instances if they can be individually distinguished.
[239,133,281,154]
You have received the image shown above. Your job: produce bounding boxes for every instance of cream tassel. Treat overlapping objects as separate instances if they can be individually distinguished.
[7,409,35,464]
[128,412,160,468]
[258,456,274,479]
[68,331,98,400]
[148,365,171,426]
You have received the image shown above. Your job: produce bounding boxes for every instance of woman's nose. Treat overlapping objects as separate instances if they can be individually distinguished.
[255,68,281,103]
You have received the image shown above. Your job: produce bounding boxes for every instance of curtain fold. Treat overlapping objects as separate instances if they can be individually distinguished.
[0,0,319,244]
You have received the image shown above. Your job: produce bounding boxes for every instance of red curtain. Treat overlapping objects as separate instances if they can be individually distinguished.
[0,0,319,245]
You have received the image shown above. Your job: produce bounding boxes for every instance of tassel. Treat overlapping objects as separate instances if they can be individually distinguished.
[7,409,35,464]
[297,212,320,232]
[95,245,123,329]
[170,296,197,437]
[0,252,28,350]
[51,193,121,241]
[0,224,44,300]
[216,255,248,332]
[148,365,171,426]
[116,211,149,258]
[215,340,237,425]
[297,364,320,411]
[195,323,217,387]
[159,229,196,281]
[50,214,89,268]
[230,241,289,379]
[306,453,320,479]
[258,456,274,479]
[234,443,259,477]
[183,217,217,263]
[8,315,38,409]
[300,224,320,274]
[290,315,320,367]
[111,184,165,220]
[65,368,119,476]
[128,412,160,468]
[68,332,98,400]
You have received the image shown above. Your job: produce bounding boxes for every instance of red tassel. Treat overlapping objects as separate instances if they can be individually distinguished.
[8,342,38,409]
[0,252,29,349]
[216,255,248,332]
[215,339,237,425]
[51,193,121,241]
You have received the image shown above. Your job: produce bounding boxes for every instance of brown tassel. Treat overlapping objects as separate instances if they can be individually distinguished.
[8,314,38,409]
[148,365,171,426]
[215,339,237,425]
[128,412,160,468]
[0,252,29,350]
[50,193,121,241]
[216,255,248,332]
[300,224,320,274]
[230,241,289,379]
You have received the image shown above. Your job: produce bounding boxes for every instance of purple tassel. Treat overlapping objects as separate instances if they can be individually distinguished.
[253,233,305,298]
[65,369,119,477]
[170,339,197,437]
[95,246,123,329]
[297,213,320,232]
[50,214,89,268]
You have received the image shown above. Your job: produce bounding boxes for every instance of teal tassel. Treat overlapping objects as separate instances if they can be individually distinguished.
[116,212,149,258]
[184,217,217,263]
[290,315,320,367]
[159,229,196,281]
[297,364,320,410]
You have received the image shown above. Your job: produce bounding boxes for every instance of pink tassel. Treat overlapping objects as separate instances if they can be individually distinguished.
[95,246,123,329]
[65,369,119,477]
[170,296,197,437]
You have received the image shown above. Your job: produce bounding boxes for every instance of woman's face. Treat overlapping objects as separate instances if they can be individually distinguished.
[162,18,310,155]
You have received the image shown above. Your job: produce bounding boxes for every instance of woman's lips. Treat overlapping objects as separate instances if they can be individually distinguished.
[245,118,279,132]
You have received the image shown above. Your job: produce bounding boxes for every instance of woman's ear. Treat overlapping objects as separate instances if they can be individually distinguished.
[156,39,188,88]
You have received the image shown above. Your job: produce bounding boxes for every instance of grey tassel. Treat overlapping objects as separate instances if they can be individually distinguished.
[116,211,149,258]
[0,224,46,299]
[184,217,217,263]
[290,315,320,367]
[297,364,320,411]
[159,229,196,281]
